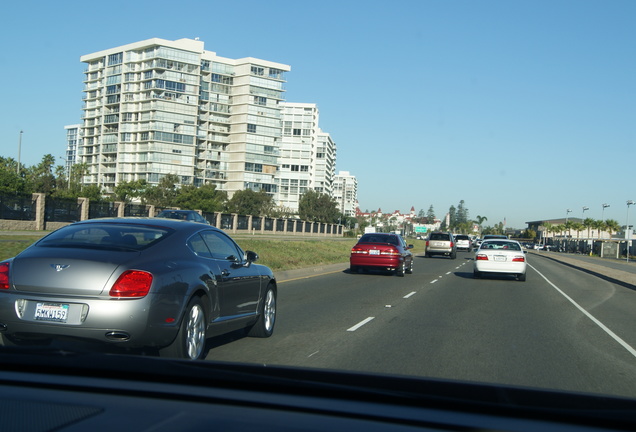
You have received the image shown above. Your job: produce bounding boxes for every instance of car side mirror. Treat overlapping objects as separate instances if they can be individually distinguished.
[408,244,414,249]
[245,250,259,264]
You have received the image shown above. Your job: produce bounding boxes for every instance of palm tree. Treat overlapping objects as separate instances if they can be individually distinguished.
[583,217,595,239]
[571,222,584,240]
[541,222,553,245]
[604,219,621,239]
[475,215,488,226]
[592,219,605,239]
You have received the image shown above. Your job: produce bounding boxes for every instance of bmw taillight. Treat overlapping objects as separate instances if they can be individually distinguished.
[0,262,10,290]
[476,254,489,261]
[109,270,153,298]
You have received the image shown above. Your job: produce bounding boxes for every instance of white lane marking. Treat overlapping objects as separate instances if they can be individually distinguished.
[431,279,439,284]
[530,263,636,359]
[308,351,319,358]
[347,317,375,332]
[404,291,416,298]
[446,271,452,275]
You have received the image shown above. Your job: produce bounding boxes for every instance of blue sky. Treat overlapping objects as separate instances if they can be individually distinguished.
[1,0,634,228]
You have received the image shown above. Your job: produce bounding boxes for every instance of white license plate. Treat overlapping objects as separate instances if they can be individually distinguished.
[34,303,69,323]
[494,256,506,262]
[369,250,380,255]
[434,242,444,247]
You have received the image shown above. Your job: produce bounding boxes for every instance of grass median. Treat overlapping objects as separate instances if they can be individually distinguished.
[0,235,426,272]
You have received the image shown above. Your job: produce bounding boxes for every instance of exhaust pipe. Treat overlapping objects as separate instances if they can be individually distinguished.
[105,331,131,341]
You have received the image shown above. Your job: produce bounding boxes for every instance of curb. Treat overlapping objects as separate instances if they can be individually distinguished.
[529,251,636,290]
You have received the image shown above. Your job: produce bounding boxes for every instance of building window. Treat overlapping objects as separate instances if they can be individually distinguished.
[247,124,256,133]
[251,66,264,76]
[293,129,301,136]
[108,52,123,66]
[254,96,267,106]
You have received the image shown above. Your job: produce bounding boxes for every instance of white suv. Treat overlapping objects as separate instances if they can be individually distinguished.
[454,234,472,251]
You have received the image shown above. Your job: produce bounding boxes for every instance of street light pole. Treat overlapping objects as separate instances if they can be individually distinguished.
[627,200,634,263]
[602,203,610,221]
[582,206,589,221]
[17,130,23,175]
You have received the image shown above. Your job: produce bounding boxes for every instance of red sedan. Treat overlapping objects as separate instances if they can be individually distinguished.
[350,233,414,276]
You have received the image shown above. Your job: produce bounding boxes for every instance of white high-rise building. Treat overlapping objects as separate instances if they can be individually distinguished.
[333,171,358,217]
[63,124,81,175]
[277,103,336,212]
[79,38,290,197]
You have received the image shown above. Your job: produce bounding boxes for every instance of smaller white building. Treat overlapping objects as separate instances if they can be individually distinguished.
[333,171,358,217]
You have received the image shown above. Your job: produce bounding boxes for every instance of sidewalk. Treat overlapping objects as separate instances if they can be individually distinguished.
[528,250,636,289]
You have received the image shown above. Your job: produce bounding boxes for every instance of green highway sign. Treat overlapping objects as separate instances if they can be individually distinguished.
[415,226,427,233]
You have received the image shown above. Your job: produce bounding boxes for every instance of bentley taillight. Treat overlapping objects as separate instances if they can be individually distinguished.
[109,270,153,298]
[0,262,10,290]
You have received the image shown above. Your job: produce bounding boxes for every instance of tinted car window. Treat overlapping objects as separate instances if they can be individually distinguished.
[36,224,172,251]
[200,230,243,261]
[187,234,213,258]
[481,241,521,251]
[430,233,450,241]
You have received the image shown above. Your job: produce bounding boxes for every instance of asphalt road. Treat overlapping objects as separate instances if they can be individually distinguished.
[204,250,636,400]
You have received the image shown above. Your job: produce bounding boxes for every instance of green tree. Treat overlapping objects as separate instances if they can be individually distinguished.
[582,217,595,239]
[298,190,339,223]
[142,174,180,207]
[226,189,273,216]
[523,228,537,239]
[26,154,57,195]
[426,205,436,224]
[604,219,621,238]
[447,205,457,230]
[570,222,584,240]
[173,184,227,213]
[80,184,104,201]
[114,179,148,203]
[457,200,469,225]
[592,219,605,239]
[0,157,27,194]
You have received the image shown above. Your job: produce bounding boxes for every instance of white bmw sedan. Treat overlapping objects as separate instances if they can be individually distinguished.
[473,239,527,281]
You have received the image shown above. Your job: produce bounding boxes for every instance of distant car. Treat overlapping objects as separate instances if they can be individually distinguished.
[350,232,413,276]
[0,218,277,360]
[473,239,527,281]
[454,234,472,252]
[156,209,210,224]
[425,231,457,259]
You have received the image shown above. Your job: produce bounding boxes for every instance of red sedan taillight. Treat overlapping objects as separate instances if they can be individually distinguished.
[109,270,153,298]
[380,247,401,257]
[0,262,10,290]
[351,246,368,255]
[476,254,489,261]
